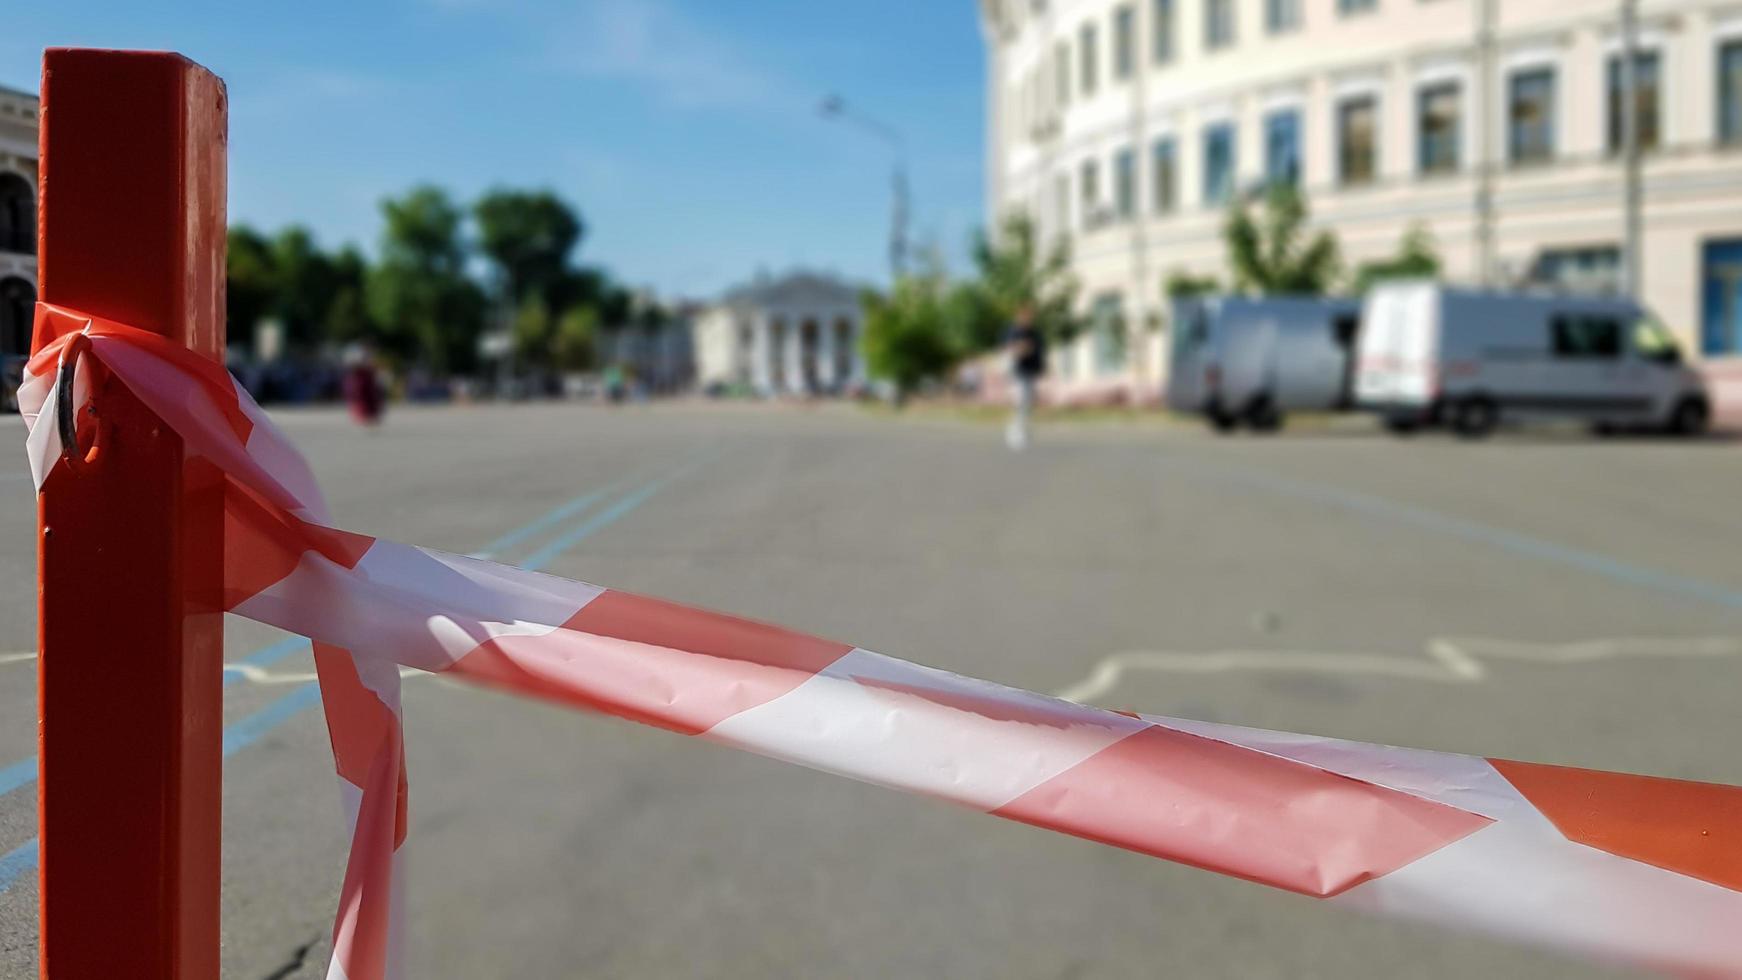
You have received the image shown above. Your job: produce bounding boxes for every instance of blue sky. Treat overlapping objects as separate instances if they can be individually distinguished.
[3,1,988,298]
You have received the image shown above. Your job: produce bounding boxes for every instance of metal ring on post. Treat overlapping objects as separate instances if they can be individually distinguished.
[56,333,95,471]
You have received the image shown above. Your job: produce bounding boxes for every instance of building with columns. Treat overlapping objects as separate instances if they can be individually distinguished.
[0,83,36,363]
[693,272,867,396]
[979,0,1742,400]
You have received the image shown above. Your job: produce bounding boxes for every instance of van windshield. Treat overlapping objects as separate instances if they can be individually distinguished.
[1633,317,1683,363]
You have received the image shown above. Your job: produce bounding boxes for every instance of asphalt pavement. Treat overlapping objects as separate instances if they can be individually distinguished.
[0,402,1738,978]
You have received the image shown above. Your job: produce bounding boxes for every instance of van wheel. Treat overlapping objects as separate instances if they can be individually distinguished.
[1384,415,1421,436]
[1451,397,1498,439]
[1206,407,1239,433]
[1245,398,1283,433]
[1668,397,1709,437]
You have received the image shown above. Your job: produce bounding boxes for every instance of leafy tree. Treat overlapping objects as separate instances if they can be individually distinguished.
[269,226,340,349]
[474,189,584,305]
[552,305,598,371]
[226,225,277,350]
[323,246,375,345]
[366,186,485,373]
[379,185,466,276]
[512,296,554,361]
[950,212,1079,354]
[1163,269,1222,299]
[860,275,958,402]
[1224,183,1340,295]
[1351,224,1441,294]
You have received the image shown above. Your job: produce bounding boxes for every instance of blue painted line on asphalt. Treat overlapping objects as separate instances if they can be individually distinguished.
[220,682,327,758]
[0,758,34,802]
[521,455,715,573]
[224,635,310,687]
[1193,461,1742,611]
[468,474,641,559]
[0,455,711,896]
[0,637,315,803]
[0,683,327,895]
[0,839,37,894]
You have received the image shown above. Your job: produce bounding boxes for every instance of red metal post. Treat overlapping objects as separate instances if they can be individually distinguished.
[34,49,227,979]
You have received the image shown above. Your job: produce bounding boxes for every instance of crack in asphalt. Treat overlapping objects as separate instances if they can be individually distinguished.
[260,933,321,980]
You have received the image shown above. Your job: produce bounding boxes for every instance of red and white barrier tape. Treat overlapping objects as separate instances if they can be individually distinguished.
[20,304,1742,980]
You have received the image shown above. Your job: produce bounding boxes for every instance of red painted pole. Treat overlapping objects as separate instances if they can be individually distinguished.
[34,49,226,979]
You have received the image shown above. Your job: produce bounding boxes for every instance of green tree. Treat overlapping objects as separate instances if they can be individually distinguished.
[323,246,376,345]
[1351,224,1441,293]
[269,226,340,350]
[950,212,1079,354]
[366,186,485,373]
[1224,183,1340,295]
[860,275,958,402]
[474,189,584,306]
[226,225,277,350]
[512,296,554,361]
[551,305,598,371]
[1163,268,1222,299]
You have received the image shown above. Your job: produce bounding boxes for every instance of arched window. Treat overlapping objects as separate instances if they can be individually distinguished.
[0,277,36,356]
[0,174,34,256]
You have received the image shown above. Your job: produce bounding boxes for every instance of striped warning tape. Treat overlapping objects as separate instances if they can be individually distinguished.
[20,304,1742,980]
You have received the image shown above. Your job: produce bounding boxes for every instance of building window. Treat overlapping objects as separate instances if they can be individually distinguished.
[1092,293,1127,375]
[1417,82,1461,175]
[1152,137,1177,213]
[1114,147,1137,219]
[1054,42,1071,106]
[1719,41,1742,146]
[1509,68,1556,164]
[1265,0,1300,34]
[1153,0,1175,64]
[1053,173,1071,239]
[0,277,33,357]
[1606,51,1661,153]
[1532,245,1620,294]
[1203,123,1236,205]
[1080,159,1101,229]
[1702,239,1742,355]
[1339,0,1378,14]
[1113,5,1136,82]
[0,173,32,256]
[1080,23,1099,97]
[1338,95,1378,186]
[1205,0,1235,51]
[1265,109,1301,186]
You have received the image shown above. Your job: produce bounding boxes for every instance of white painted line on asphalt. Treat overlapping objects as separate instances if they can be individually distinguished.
[0,652,34,666]
[1054,635,1742,704]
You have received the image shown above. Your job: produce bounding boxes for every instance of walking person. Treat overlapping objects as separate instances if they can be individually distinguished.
[1005,303,1046,451]
[341,341,385,427]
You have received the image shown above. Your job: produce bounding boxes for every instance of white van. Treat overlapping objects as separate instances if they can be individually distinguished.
[1355,283,1709,437]
[1168,296,1362,432]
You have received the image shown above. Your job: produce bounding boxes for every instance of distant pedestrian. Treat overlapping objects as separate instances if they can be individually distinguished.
[1005,303,1046,451]
[603,363,627,405]
[341,342,385,427]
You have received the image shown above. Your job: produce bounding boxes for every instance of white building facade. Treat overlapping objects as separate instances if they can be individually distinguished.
[980,0,1742,399]
[0,83,37,361]
[694,272,867,396]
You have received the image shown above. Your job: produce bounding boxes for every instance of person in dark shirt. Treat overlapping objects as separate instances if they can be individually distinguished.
[1005,303,1046,450]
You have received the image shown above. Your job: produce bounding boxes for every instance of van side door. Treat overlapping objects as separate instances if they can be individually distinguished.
[1546,312,1644,420]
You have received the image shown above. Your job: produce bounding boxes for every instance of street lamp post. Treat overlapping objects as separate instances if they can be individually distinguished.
[820,94,910,281]
[1620,0,1643,297]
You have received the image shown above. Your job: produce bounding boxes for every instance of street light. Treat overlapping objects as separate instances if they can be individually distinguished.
[1620,0,1643,297]
[819,94,911,281]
